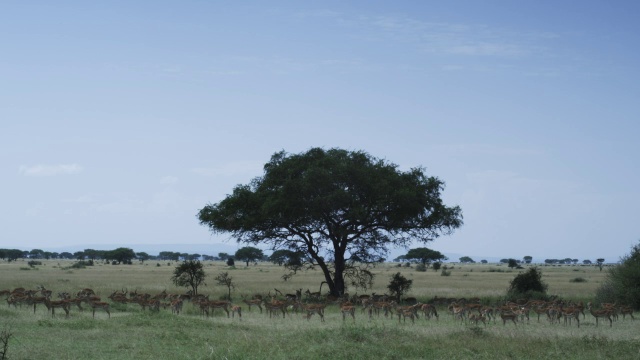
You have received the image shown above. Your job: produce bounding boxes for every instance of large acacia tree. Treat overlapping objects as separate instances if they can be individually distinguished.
[198,148,463,296]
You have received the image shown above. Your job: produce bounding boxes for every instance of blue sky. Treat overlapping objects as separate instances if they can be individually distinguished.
[2,1,638,262]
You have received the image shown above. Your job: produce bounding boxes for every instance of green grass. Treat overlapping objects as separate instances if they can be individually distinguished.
[0,260,638,359]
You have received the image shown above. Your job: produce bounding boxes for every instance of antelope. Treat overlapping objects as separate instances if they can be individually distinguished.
[304,305,325,322]
[274,288,299,302]
[87,299,111,319]
[500,311,518,326]
[26,295,48,314]
[263,300,288,319]
[588,304,613,327]
[341,305,356,321]
[468,313,487,327]
[241,296,263,313]
[618,306,635,320]
[397,309,416,324]
[45,298,71,318]
[231,305,242,319]
[420,304,439,321]
[37,285,52,299]
[561,306,580,328]
[171,299,184,315]
[76,288,95,298]
[304,289,321,301]
[205,300,231,318]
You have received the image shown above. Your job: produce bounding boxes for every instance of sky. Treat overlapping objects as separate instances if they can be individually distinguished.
[1,1,638,263]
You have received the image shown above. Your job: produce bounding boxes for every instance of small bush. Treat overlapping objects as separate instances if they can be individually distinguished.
[1,328,13,360]
[415,263,427,272]
[387,272,413,302]
[570,277,587,283]
[440,269,451,276]
[595,241,640,310]
[506,267,548,301]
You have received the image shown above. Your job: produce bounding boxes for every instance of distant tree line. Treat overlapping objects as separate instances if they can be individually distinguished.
[2,247,610,271]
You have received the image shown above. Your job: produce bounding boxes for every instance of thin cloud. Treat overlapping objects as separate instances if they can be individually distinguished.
[19,164,83,177]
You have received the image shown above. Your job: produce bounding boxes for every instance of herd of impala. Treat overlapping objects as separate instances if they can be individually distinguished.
[1,286,634,327]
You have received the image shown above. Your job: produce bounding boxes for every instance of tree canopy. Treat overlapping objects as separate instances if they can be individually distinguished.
[459,256,475,264]
[198,147,463,296]
[405,247,447,266]
[234,246,264,266]
[269,249,304,266]
[171,260,206,295]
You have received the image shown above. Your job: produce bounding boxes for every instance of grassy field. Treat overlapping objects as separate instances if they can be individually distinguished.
[1,260,638,359]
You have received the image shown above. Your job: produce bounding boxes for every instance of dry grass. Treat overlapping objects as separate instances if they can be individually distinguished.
[0,259,636,360]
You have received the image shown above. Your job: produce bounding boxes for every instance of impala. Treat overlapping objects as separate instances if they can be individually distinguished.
[137,299,160,312]
[619,306,635,320]
[37,285,52,299]
[546,306,562,325]
[561,306,580,328]
[420,304,439,321]
[370,301,394,318]
[206,300,231,318]
[303,303,326,321]
[304,289,321,301]
[341,305,356,321]
[45,298,71,318]
[76,288,95,298]
[27,296,48,314]
[170,299,184,315]
[304,305,325,322]
[241,297,263,313]
[395,302,422,321]
[450,304,466,323]
[231,305,242,319]
[588,305,613,327]
[500,311,518,326]
[480,306,495,323]
[87,299,111,319]
[397,309,416,324]
[264,301,288,319]
[531,305,550,323]
[7,294,29,308]
[468,313,487,327]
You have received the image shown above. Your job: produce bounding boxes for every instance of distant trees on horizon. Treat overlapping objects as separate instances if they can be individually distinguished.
[0,247,614,268]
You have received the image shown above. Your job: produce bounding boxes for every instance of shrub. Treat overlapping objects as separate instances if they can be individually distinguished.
[440,269,451,276]
[595,241,640,310]
[387,272,413,302]
[1,328,12,360]
[415,263,427,272]
[569,277,587,283]
[506,267,548,301]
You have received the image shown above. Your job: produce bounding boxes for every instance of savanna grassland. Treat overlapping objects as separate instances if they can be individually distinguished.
[1,260,638,360]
